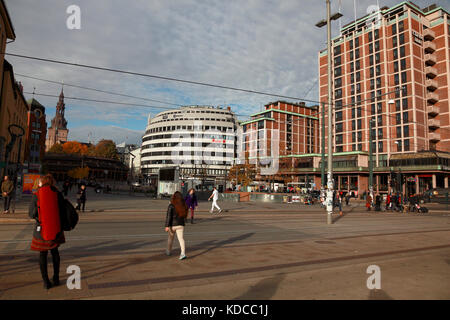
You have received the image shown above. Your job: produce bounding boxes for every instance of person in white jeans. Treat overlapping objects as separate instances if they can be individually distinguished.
[208,187,222,214]
[164,191,188,260]
[167,226,185,258]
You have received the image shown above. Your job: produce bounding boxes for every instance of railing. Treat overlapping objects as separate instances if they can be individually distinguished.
[426,92,439,104]
[426,79,438,90]
[429,132,441,141]
[424,28,436,41]
[424,53,437,66]
[425,66,438,78]
[427,105,440,116]
[428,118,440,128]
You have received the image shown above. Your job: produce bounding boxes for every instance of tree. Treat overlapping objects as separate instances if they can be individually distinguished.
[48,143,64,154]
[94,139,118,159]
[62,141,88,155]
[227,163,257,187]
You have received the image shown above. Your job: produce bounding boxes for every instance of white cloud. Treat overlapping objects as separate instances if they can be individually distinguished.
[69,125,143,145]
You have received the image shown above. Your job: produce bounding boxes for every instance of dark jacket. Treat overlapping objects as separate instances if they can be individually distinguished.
[185,194,198,209]
[1,180,14,195]
[29,186,65,240]
[77,188,86,201]
[165,203,185,227]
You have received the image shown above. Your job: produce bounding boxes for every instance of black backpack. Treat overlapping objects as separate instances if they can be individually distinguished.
[60,199,79,231]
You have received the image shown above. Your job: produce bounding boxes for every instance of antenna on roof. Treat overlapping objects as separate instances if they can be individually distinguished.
[32,86,35,98]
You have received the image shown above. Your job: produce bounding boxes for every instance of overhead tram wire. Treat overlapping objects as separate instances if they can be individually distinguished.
[16,73,182,107]
[6,53,325,106]
[23,91,254,118]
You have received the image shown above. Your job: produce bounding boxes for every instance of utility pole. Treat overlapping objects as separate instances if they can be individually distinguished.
[315,0,342,224]
[369,119,374,202]
[321,102,326,192]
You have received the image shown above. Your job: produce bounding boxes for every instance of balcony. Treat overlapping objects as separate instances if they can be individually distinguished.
[428,118,440,129]
[425,66,438,78]
[424,41,436,53]
[427,92,439,104]
[424,53,437,66]
[424,28,436,41]
[429,132,441,142]
[427,105,440,116]
[426,79,438,91]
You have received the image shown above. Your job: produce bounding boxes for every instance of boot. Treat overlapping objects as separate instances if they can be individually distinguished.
[39,253,52,289]
[51,249,60,286]
[191,218,194,224]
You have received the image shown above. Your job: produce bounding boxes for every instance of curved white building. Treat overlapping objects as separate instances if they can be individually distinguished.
[141,106,238,188]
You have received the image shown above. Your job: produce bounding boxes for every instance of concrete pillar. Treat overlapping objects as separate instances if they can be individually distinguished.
[415,174,419,195]
[432,174,437,188]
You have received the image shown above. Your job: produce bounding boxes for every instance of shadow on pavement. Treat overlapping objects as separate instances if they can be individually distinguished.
[188,232,254,259]
[235,273,286,300]
[368,289,394,300]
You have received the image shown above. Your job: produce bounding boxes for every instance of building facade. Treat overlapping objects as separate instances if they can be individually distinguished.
[318,1,450,195]
[45,89,69,151]
[240,101,320,188]
[24,98,47,173]
[0,61,29,178]
[141,106,238,188]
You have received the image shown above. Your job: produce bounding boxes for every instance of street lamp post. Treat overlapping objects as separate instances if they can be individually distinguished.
[316,0,342,224]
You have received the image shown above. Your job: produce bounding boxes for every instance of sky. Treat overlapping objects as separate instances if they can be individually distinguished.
[4,0,449,144]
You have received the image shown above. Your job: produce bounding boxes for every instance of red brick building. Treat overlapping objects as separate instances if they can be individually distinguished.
[318,1,450,195]
[240,101,319,188]
[24,98,47,173]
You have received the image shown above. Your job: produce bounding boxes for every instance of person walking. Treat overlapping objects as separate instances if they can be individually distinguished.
[366,192,372,211]
[29,174,65,289]
[338,192,343,216]
[185,188,198,224]
[76,184,87,212]
[2,175,14,214]
[208,186,222,214]
[165,191,188,260]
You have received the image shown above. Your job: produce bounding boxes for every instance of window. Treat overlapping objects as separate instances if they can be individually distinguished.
[349,39,353,50]
[352,132,356,142]
[392,36,398,47]
[371,104,376,114]
[394,61,399,72]
[357,119,362,128]
[355,37,360,47]
[401,59,406,70]
[350,73,355,83]
[375,40,380,51]
[376,65,381,76]
[399,21,404,32]
[369,43,373,54]
[378,128,383,139]
[370,79,375,90]
[335,89,342,99]
[350,51,354,60]
[352,120,356,130]
[401,71,407,83]
[374,29,379,39]
[375,53,380,63]
[395,100,401,111]
[334,45,341,55]
[376,77,382,87]
[335,111,343,121]
[395,74,399,85]
[356,60,360,70]
[334,56,341,65]
[393,48,398,59]
[335,66,342,77]
[396,126,402,138]
[368,32,373,42]
[370,67,374,77]
[357,131,362,142]
[355,49,360,59]
[400,46,405,57]
[403,111,408,123]
[357,107,362,117]
[335,77,342,88]
[356,72,361,82]
[397,140,402,151]
[392,24,397,35]
[402,98,408,109]
[356,83,361,93]
[377,115,382,126]
[377,103,382,113]
[396,113,401,124]
[378,141,383,152]
[369,55,374,66]
[399,33,405,45]
[350,62,354,72]
[403,125,409,137]
[336,134,343,144]
[404,139,410,151]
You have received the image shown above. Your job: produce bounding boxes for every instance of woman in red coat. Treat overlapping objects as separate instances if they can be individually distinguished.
[29,174,65,289]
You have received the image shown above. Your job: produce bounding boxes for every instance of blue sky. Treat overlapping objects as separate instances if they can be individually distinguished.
[5,0,450,144]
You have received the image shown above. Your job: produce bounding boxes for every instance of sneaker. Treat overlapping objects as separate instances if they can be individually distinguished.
[165,250,171,256]
[209,210,213,214]
[219,209,223,214]
[179,254,187,260]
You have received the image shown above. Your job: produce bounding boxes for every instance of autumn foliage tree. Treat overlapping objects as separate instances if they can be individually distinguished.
[62,141,89,155]
[48,143,64,154]
[94,139,118,159]
[47,140,118,159]
[227,163,257,187]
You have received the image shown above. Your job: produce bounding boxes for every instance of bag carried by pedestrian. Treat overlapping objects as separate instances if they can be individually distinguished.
[60,199,79,231]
